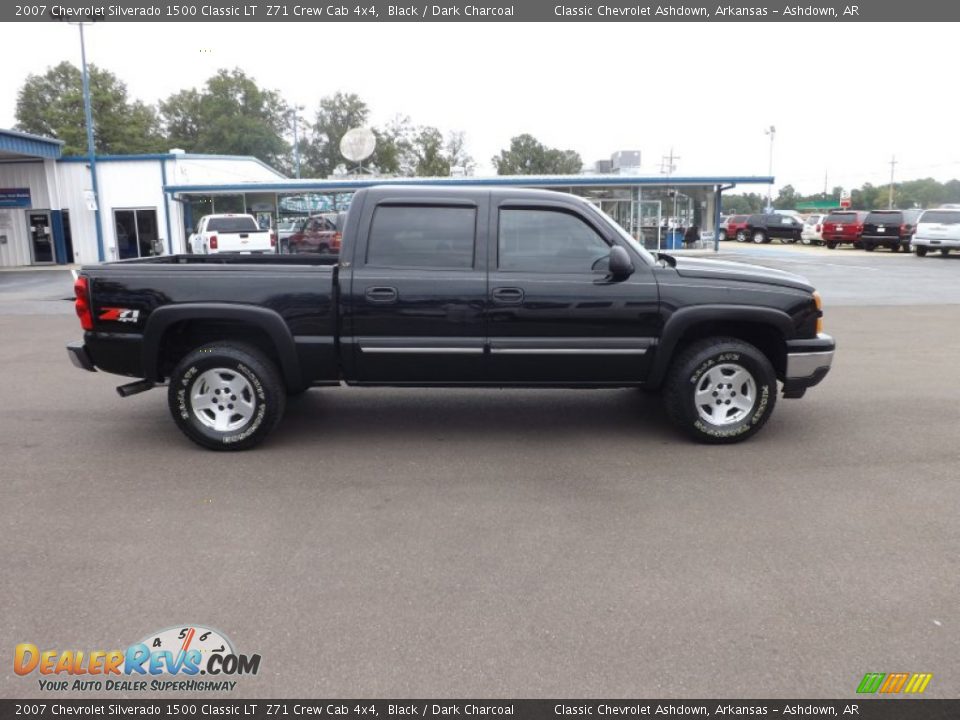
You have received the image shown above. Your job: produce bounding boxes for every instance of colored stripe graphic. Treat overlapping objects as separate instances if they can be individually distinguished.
[879,673,909,693]
[857,673,885,694]
[904,673,933,694]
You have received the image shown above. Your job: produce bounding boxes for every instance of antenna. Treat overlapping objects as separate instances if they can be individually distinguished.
[340,127,376,174]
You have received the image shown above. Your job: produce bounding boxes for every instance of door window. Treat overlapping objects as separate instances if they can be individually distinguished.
[366,205,476,269]
[498,209,610,273]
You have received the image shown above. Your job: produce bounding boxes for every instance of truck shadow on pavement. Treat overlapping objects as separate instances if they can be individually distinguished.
[277,387,680,445]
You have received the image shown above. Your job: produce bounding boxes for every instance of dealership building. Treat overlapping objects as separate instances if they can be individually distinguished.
[0,128,773,267]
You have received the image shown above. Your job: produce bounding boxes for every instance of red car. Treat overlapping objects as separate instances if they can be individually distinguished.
[722,214,750,242]
[287,213,343,254]
[822,210,869,249]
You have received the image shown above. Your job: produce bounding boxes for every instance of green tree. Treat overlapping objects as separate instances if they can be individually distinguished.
[722,193,765,214]
[446,131,475,176]
[15,61,164,155]
[300,91,370,177]
[371,115,414,176]
[492,134,583,175]
[413,126,450,177]
[159,68,289,169]
[773,184,800,210]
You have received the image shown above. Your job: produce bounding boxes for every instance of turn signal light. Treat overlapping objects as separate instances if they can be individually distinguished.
[813,291,823,334]
[74,276,93,331]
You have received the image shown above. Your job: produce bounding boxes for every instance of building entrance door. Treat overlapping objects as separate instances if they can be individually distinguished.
[638,200,662,250]
[28,211,54,264]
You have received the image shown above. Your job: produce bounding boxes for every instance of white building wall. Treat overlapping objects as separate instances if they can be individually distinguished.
[0,154,285,266]
[0,161,51,267]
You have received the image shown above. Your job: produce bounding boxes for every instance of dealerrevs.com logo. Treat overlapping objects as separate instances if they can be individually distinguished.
[14,625,261,692]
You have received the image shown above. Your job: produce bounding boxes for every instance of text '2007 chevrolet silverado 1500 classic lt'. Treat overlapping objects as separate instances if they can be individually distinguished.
[67,186,835,450]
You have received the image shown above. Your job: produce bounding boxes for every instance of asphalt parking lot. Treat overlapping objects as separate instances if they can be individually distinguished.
[1,246,958,699]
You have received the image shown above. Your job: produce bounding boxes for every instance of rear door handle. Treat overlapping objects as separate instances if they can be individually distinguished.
[492,287,524,305]
[365,286,398,304]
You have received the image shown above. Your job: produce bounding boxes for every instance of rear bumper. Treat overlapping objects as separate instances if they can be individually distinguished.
[862,234,909,244]
[66,341,96,372]
[783,333,835,398]
[913,237,960,249]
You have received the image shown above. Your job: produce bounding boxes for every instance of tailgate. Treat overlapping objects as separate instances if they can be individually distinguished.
[216,231,273,252]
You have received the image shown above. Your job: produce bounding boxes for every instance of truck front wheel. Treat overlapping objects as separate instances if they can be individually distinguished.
[663,338,777,444]
[167,342,286,451]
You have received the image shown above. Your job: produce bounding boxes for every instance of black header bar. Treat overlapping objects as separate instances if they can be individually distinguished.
[6,0,960,22]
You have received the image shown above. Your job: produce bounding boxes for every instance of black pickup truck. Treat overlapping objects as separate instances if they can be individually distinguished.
[68,186,835,450]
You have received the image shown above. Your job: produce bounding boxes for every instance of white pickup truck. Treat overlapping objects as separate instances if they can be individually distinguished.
[187,214,276,254]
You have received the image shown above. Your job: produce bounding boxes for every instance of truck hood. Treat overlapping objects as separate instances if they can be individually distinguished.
[662,254,814,292]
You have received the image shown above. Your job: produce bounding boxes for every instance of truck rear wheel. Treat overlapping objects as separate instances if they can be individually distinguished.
[916,246,927,257]
[663,337,777,444]
[168,342,286,451]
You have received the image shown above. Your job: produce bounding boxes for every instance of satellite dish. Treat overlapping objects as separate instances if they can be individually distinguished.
[340,127,376,163]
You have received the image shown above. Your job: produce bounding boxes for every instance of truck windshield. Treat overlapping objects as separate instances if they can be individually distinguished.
[207,217,260,233]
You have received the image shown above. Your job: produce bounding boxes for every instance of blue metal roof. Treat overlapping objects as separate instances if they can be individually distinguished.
[164,174,774,195]
[0,129,64,160]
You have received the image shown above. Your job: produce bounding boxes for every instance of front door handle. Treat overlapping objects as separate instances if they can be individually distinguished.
[492,287,524,305]
[365,286,398,304]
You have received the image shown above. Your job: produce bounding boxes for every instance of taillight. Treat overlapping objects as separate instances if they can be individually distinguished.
[74,276,93,331]
[270,231,277,247]
[816,224,822,232]
[332,232,342,249]
[209,235,218,250]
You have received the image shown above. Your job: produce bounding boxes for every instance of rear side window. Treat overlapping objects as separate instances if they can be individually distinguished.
[206,217,260,233]
[728,215,747,223]
[919,210,960,224]
[367,205,476,268]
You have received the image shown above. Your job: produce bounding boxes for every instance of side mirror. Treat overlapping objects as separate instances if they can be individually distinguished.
[608,246,634,277]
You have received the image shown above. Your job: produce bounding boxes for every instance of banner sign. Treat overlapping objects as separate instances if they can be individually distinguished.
[0,188,31,208]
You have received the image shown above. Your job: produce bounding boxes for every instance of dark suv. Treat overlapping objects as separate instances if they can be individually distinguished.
[743,214,803,244]
[860,209,922,252]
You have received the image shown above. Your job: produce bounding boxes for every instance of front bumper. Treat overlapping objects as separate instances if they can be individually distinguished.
[782,333,835,398]
[67,341,96,372]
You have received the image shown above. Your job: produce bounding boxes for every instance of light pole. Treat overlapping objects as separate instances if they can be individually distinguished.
[290,105,304,179]
[764,125,776,212]
[69,21,105,262]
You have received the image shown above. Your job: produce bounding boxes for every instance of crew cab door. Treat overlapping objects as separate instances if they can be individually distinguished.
[343,194,488,383]
[486,195,659,384]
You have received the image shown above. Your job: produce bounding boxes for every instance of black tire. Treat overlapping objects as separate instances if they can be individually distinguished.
[167,342,286,451]
[752,231,766,244]
[718,230,727,242]
[941,249,950,257]
[916,246,927,257]
[863,243,875,252]
[663,337,778,444]
[736,230,747,243]
[826,242,837,250]
[889,244,899,253]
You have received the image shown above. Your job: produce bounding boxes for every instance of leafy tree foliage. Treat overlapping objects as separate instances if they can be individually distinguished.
[159,69,289,168]
[300,91,370,177]
[721,193,766,214]
[492,134,583,175]
[15,61,164,155]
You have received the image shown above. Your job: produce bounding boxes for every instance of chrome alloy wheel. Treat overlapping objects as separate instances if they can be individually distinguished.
[694,363,757,426]
[190,368,257,431]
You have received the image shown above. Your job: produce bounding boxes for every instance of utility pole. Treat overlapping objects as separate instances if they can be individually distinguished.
[823,169,828,197]
[888,155,897,209]
[660,147,679,177]
[764,125,776,211]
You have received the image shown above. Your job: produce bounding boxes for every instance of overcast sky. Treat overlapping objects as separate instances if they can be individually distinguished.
[1,21,956,194]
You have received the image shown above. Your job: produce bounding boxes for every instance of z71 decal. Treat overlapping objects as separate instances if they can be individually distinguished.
[98,307,141,324]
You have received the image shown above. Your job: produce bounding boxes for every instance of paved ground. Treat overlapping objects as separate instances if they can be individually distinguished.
[1,250,958,699]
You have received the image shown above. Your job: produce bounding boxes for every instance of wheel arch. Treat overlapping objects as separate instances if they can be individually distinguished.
[143,304,301,389]
[647,306,793,388]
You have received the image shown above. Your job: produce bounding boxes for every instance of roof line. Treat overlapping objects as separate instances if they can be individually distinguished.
[165,174,775,194]
[0,128,65,146]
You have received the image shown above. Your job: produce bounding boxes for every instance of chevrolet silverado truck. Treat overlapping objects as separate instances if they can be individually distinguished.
[187,213,276,254]
[67,186,835,450]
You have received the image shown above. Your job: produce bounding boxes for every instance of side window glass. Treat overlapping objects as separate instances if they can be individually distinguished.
[498,209,611,273]
[367,205,476,269]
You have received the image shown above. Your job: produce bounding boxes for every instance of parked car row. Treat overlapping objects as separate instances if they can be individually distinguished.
[721,207,960,256]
